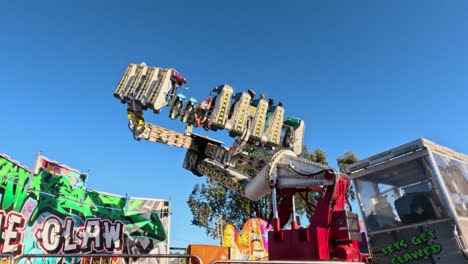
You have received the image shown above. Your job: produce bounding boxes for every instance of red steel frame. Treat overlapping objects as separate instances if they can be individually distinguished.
[268,173,367,262]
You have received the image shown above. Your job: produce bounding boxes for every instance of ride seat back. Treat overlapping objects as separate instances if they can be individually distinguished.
[147,69,174,111]
[210,85,234,129]
[135,67,163,107]
[124,65,149,101]
[395,192,437,225]
[225,92,252,136]
[249,98,268,141]
[114,64,138,101]
[263,105,285,146]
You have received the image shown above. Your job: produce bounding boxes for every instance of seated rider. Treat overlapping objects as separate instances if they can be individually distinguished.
[403,194,436,224]
[194,97,212,129]
[127,103,145,139]
[264,99,275,131]
[127,104,145,128]
[251,93,265,107]
[282,126,293,149]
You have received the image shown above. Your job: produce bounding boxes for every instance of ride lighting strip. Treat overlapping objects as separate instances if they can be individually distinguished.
[270,107,284,145]
[253,101,267,138]
[216,91,231,125]
[235,95,249,132]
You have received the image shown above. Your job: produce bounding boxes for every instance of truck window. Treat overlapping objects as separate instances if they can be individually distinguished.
[355,157,448,233]
[433,153,468,217]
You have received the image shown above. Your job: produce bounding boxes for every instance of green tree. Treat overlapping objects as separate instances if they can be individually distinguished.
[337,151,359,173]
[187,179,271,239]
[187,148,332,237]
[295,148,329,219]
[336,151,359,200]
[311,148,328,165]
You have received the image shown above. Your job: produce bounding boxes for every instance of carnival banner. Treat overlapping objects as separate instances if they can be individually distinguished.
[0,152,170,263]
[222,218,271,260]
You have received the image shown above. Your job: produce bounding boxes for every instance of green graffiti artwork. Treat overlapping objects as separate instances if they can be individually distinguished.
[0,157,31,212]
[0,154,170,260]
[380,229,443,264]
[28,170,90,224]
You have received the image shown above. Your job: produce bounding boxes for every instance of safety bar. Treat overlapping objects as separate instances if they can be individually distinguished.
[15,254,202,264]
[210,260,366,264]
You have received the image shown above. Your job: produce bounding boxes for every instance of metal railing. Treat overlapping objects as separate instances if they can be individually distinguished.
[14,254,202,264]
[210,260,366,264]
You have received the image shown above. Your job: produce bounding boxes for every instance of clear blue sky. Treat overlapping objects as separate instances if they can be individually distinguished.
[1,1,467,247]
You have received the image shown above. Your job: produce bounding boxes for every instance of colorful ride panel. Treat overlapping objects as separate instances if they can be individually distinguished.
[114,63,305,157]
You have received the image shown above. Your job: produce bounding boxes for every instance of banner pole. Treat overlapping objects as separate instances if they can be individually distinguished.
[33,150,42,175]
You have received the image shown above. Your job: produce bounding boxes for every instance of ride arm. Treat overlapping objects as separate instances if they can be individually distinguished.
[131,121,193,149]
[183,142,336,203]
[130,119,335,205]
[117,63,336,203]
